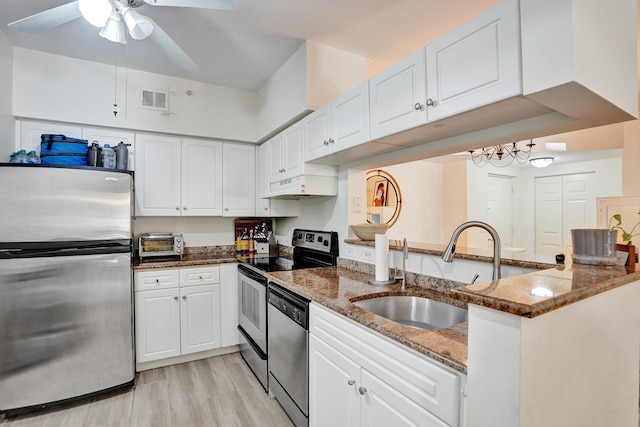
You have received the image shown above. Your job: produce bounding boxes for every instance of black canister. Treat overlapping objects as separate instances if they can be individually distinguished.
[87,142,102,167]
[114,142,131,170]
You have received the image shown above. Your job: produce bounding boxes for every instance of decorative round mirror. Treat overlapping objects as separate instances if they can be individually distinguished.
[366,169,402,227]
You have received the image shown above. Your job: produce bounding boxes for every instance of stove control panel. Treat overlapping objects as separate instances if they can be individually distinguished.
[291,229,338,254]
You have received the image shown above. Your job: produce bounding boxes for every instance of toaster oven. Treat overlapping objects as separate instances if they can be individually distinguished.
[138,233,184,259]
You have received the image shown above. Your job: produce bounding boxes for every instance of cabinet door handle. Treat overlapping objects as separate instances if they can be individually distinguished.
[224,207,229,211]
[328,138,335,144]
[414,102,423,111]
[263,207,269,211]
[183,206,187,210]
[174,296,179,301]
[198,275,203,280]
[358,386,367,395]
[182,295,187,301]
[323,140,329,146]
[175,206,180,211]
[347,379,356,386]
[155,279,160,284]
[426,98,435,107]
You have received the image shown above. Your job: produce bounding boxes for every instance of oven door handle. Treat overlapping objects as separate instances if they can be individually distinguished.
[238,325,267,360]
[238,264,268,285]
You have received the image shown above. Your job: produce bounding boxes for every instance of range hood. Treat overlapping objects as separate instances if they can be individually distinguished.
[265,174,338,199]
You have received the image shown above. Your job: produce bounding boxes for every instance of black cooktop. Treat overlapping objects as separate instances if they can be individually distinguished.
[239,229,339,274]
[240,255,295,273]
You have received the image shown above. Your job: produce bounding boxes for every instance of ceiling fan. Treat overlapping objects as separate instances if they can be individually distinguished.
[8,0,238,73]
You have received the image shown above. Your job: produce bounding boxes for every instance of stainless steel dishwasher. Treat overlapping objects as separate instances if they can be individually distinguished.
[268,282,309,427]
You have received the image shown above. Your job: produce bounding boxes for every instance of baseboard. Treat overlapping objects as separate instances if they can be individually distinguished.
[136,345,240,371]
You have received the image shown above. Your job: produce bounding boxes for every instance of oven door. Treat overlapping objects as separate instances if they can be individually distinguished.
[237,265,267,354]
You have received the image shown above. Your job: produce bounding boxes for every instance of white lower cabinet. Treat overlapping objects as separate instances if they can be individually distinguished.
[135,266,222,363]
[310,303,462,427]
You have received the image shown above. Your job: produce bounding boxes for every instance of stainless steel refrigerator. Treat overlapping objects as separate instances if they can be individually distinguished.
[0,164,135,416]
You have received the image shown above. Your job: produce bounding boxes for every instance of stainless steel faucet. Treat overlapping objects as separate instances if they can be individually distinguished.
[395,238,409,290]
[442,221,501,280]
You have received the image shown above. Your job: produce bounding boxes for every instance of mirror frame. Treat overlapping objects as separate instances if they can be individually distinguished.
[366,169,402,227]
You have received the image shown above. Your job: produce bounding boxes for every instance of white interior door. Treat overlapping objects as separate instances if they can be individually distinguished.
[486,174,514,248]
[563,173,596,249]
[535,173,596,262]
[535,176,563,262]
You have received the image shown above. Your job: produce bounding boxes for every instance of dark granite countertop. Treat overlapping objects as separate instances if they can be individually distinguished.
[452,262,640,317]
[265,266,469,373]
[134,253,239,270]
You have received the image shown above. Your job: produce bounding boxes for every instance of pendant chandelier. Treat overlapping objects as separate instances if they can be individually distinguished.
[468,139,535,168]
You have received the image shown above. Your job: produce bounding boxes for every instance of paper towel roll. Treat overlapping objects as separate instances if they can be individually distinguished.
[375,233,389,282]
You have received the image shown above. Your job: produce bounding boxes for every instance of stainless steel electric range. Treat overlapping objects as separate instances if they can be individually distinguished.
[237,229,338,426]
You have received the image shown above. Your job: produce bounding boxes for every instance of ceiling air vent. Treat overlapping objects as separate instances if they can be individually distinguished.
[139,89,168,111]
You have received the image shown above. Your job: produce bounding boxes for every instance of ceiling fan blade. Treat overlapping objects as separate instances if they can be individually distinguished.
[146,19,198,75]
[8,1,82,33]
[143,0,238,11]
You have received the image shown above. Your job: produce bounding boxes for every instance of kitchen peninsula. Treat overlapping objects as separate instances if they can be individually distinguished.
[265,256,640,426]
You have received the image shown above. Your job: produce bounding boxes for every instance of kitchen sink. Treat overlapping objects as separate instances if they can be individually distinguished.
[352,295,468,330]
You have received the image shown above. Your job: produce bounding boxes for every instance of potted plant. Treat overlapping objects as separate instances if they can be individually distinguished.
[608,213,639,266]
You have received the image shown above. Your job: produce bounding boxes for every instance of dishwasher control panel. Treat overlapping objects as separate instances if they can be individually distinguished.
[268,283,309,329]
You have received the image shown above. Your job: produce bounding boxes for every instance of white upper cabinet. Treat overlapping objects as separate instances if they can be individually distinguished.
[425,0,521,122]
[135,133,182,216]
[369,49,428,141]
[222,143,256,217]
[256,142,300,217]
[181,138,223,216]
[370,0,520,141]
[135,134,223,216]
[305,81,370,163]
[268,121,304,182]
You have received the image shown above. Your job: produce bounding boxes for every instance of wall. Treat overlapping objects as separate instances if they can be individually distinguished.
[12,48,257,142]
[0,33,13,156]
[256,41,368,142]
[132,216,236,248]
[379,161,445,243]
[622,118,640,196]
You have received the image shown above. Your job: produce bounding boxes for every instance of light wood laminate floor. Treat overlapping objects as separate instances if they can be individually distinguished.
[0,353,293,427]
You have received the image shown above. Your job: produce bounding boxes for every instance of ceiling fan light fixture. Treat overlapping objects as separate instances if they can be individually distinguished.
[78,0,112,28]
[99,13,127,44]
[122,8,153,40]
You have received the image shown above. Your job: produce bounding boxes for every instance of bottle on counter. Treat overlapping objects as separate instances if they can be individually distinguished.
[241,228,249,252]
[249,229,255,253]
[236,231,243,253]
[101,144,116,169]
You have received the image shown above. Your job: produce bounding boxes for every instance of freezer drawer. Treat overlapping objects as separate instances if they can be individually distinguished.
[0,252,135,412]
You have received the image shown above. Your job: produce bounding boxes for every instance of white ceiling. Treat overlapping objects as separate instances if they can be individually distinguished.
[0,0,500,92]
